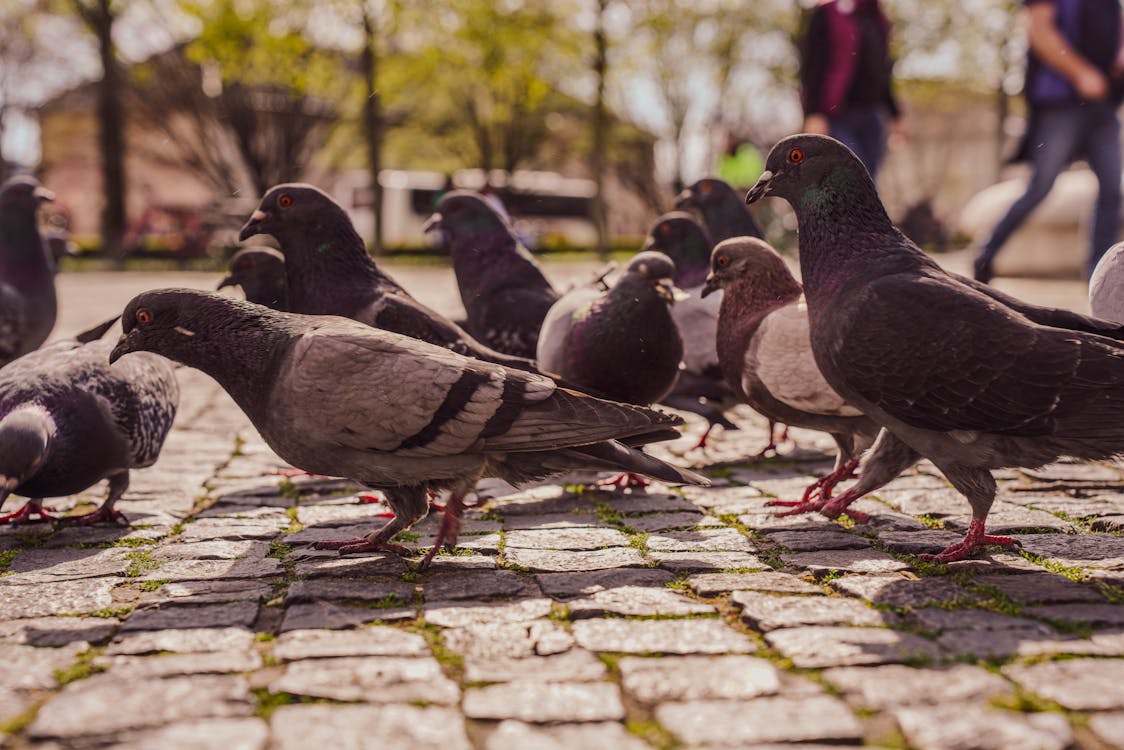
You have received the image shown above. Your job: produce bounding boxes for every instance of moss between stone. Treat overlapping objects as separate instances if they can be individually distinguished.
[124,549,160,578]
[54,649,106,686]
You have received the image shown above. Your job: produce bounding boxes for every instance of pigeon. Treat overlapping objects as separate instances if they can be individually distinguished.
[675,177,763,244]
[747,133,1124,561]
[1090,242,1124,323]
[702,236,881,508]
[0,176,59,366]
[43,226,76,275]
[0,316,178,525]
[641,212,740,448]
[110,289,707,568]
[238,184,536,371]
[218,246,289,311]
[424,191,559,358]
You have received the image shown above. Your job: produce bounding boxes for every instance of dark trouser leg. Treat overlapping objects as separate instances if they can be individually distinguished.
[1083,103,1122,275]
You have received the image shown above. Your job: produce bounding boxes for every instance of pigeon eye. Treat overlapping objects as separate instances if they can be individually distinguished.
[236,260,251,271]
[659,223,671,236]
[788,148,804,164]
[136,309,153,325]
[716,255,729,268]
[278,194,294,208]
[700,182,711,195]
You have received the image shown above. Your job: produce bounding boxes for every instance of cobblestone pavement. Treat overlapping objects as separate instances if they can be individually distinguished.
[1,262,1123,750]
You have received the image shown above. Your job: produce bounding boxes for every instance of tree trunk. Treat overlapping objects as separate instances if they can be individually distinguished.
[591,0,609,259]
[90,0,126,263]
[361,2,384,255]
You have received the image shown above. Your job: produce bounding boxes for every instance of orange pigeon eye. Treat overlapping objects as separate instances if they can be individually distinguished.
[700,182,712,195]
[788,148,804,164]
[278,194,294,208]
[659,223,671,236]
[716,255,729,268]
[137,309,153,325]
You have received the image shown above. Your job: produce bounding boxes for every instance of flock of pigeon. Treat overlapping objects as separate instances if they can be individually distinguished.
[3,134,1124,573]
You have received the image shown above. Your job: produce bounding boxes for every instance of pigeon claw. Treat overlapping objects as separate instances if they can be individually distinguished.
[917,518,1021,563]
[0,502,58,525]
[595,473,651,492]
[316,537,412,556]
[65,506,129,526]
[418,493,469,571]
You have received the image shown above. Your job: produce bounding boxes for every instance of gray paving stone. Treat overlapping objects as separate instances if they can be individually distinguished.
[2,547,130,583]
[762,528,872,551]
[655,695,863,745]
[571,618,754,654]
[781,548,911,575]
[603,494,699,513]
[502,546,645,572]
[946,504,1077,534]
[269,704,470,750]
[0,642,88,690]
[648,550,768,572]
[462,648,606,683]
[906,607,1055,633]
[178,519,287,541]
[274,626,429,660]
[1089,712,1124,749]
[271,655,459,704]
[1013,533,1124,569]
[822,664,1012,709]
[876,530,989,556]
[1025,603,1124,627]
[121,601,259,632]
[286,577,415,605]
[829,574,983,608]
[463,681,625,722]
[290,550,409,577]
[499,512,603,530]
[423,597,552,627]
[893,702,1073,750]
[503,526,631,550]
[95,650,262,679]
[151,540,268,561]
[936,625,1086,660]
[618,655,781,702]
[0,578,117,618]
[971,571,1106,603]
[491,490,599,516]
[537,568,673,599]
[1004,658,1124,710]
[139,579,271,606]
[136,557,283,582]
[484,720,650,750]
[279,601,415,632]
[28,674,253,739]
[443,621,575,660]
[106,626,256,655]
[568,586,716,619]
[420,569,526,601]
[1092,515,1124,532]
[111,717,268,750]
[733,590,891,630]
[646,528,753,552]
[0,616,119,646]
[620,511,708,532]
[688,571,821,596]
[765,626,944,668]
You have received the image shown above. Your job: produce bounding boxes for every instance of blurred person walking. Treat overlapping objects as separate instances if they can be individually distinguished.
[974,0,1124,284]
[799,0,902,178]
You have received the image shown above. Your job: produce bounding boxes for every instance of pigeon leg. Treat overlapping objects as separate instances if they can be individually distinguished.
[0,499,58,524]
[769,452,861,508]
[595,473,651,492]
[691,422,717,451]
[66,473,130,526]
[315,486,429,556]
[918,517,1020,563]
[419,488,474,570]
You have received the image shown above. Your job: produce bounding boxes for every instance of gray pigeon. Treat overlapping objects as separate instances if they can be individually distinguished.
[702,237,881,509]
[0,176,58,366]
[675,177,763,244]
[1090,242,1124,323]
[642,212,740,448]
[239,184,536,371]
[218,246,289,311]
[110,289,706,568]
[424,191,559,358]
[748,133,1124,561]
[0,318,178,524]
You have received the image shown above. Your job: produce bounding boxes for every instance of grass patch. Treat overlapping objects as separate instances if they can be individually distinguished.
[915,514,946,529]
[252,689,302,718]
[267,541,294,559]
[284,507,303,533]
[55,649,106,685]
[85,606,133,619]
[0,548,19,575]
[413,621,463,677]
[625,719,680,750]
[124,549,160,578]
[255,632,276,642]
[138,579,167,592]
[353,594,407,610]
[664,577,690,591]
[393,531,420,543]
[1019,551,1087,583]
[277,479,301,503]
[111,536,158,548]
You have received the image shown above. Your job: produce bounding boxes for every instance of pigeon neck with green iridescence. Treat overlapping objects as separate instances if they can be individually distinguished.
[715,271,802,394]
[789,166,900,301]
[279,216,402,315]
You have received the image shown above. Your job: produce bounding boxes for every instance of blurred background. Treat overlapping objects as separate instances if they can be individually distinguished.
[1,0,1075,276]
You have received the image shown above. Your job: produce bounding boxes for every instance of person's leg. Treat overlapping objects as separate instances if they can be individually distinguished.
[975,106,1083,280]
[829,109,884,177]
[1081,103,1122,275]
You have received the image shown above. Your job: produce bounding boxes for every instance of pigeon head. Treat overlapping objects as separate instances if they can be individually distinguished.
[218,246,288,310]
[423,191,510,245]
[239,184,351,245]
[702,237,801,300]
[0,406,53,506]
[746,134,873,207]
[642,212,712,287]
[0,175,54,214]
[618,251,688,305]
[675,178,731,211]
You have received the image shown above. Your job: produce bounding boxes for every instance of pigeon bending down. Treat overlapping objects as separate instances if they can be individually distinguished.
[218,246,289,311]
[747,133,1124,562]
[0,176,59,366]
[0,319,178,524]
[1090,242,1124,323]
[675,177,763,244]
[702,237,881,508]
[110,289,707,568]
[239,184,536,371]
[425,191,559,358]
[641,213,740,448]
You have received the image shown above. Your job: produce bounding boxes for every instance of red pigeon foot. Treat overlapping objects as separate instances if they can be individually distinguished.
[64,505,129,526]
[596,473,651,492]
[357,494,384,504]
[313,536,410,555]
[690,422,717,451]
[918,518,1020,563]
[0,502,58,524]
[420,492,471,570]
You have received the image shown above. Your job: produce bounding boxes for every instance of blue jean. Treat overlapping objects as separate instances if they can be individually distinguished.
[830,107,889,178]
[978,101,1122,275]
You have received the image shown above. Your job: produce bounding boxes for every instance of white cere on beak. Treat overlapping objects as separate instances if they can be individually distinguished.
[250,209,267,222]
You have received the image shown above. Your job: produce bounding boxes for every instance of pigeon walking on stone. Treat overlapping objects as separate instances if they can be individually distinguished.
[0,318,178,524]
[703,236,881,509]
[111,289,706,568]
[239,184,536,371]
[0,176,59,366]
[1089,242,1124,323]
[642,213,740,449]
[218,246,289,311]
[676,177,763,244]
[747,133,1124,562]
[425,191,558,358]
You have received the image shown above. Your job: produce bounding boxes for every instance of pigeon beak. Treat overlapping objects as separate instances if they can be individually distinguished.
[656,279,689,304]
[701,273,720,298]
[108,332,137,364]
[640,235,656,252]
[239,210,269,242]
[745,171,773,204]
[422,213,443,234]
[673,189,694,209]
[217,275,237,291]
[34,186,55,203]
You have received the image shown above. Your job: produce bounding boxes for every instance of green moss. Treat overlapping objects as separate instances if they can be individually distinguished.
[277,479,301,502]
[85,606,133,619]
[393,531,420,543]
[353,594,407,610]
[112,536,158,547]
[255,632,277,642]
[1019,550,1088,582]
[413,622,463,676]
[664,577,690,591]
[915,514,946,529]
[138,579,167,592]
[624,719,681,750]
[55,649,106,685]
[284,507,303,533]
[0,548,19,574]
[253,689,300,718]
[0,702,41,735]
[267,541,295,559]
[124,549,160,577]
